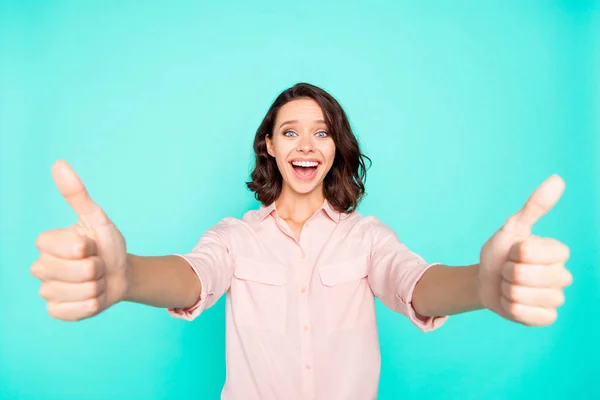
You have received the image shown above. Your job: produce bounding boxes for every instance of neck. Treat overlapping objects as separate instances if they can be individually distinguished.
[276,185,325,223]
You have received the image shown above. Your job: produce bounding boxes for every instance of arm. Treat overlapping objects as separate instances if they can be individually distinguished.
[33,159,229,322]
[412,264,484,317]
[412,176,571,324]
[124,254,201,309]
[123,218,235,320]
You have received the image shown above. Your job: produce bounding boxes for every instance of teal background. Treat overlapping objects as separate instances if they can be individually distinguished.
[1,1,598,399]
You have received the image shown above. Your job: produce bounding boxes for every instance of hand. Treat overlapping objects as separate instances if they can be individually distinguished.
[31,160,129,321]
[478,174,573,327]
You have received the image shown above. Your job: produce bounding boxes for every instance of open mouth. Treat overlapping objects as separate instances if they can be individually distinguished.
[289,159,321,181]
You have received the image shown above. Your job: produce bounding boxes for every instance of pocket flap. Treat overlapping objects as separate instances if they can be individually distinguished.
[318,257,369,287]
[234,256,287,286]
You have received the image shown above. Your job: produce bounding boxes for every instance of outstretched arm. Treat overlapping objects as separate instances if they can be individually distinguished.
[412,263,483,317]
[413,175,573,327]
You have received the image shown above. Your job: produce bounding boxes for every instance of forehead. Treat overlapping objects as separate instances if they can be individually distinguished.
[275,98,325,123]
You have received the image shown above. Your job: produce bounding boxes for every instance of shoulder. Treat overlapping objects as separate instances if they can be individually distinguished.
[192,217,240,246]
[205,205,266,239]
[240,207,265,223]
[342,210,391,230]
[342,212,399,241]
[207,204,264,232]
[208,216,242,233]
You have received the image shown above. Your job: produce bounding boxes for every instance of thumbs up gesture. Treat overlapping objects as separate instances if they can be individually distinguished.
[478,175,573,326]
[31,160,129,321]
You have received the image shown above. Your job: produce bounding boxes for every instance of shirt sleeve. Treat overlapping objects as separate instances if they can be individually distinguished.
[366,217,448,332]
[167,218,236,321]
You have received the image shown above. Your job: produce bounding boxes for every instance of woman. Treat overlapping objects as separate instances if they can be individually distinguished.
[32,83,573,399]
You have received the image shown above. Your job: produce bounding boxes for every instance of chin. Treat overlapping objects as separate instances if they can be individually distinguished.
[284,180,324,196]
[292,185,321,195]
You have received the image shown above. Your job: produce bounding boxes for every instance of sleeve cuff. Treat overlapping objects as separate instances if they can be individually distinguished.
[167,254,209,321]
[396,262,449,332]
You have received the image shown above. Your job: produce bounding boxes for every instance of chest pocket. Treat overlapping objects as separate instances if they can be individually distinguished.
[318,256,376,334]
[231,256,288,334]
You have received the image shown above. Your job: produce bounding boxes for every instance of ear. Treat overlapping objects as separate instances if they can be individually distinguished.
[266,135,275,157]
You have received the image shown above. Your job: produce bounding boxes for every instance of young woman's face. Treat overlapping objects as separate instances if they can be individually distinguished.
[266,98,336,198]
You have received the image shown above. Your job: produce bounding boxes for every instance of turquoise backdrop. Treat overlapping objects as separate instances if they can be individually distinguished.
[1,1,598,399]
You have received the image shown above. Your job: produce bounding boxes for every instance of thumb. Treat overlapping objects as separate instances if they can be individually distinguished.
[502,174,565,235]
[51,160,111,227]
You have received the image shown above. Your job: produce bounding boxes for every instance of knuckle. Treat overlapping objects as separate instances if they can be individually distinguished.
[46,302,61,319]
[501,281,515,300]
[511,263,524,284]
[34,233,44,250]
[35,230,50,249]
[81,258,98,280]
[518,241,529,260]
[30,260,43,278]
[562,244,571,260]
[87,298,101,314]
[87,280,103,298]
[73,238,87,258]
[545,309,558,324]
[564,271,574,287]
[554,291,566,307]
[38,284,50,300]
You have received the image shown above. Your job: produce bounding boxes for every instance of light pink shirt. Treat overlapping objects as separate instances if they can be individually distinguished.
[168,200,448,400]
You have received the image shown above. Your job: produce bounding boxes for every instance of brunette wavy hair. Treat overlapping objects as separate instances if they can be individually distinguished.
[246,82,371,213]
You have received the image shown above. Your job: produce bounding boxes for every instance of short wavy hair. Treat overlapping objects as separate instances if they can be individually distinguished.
[246,82,371,213]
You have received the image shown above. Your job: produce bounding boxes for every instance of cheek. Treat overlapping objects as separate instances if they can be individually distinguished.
[319,144,336,176]
[324,143,336,165]
[268,140,285,165]
[272,147,291,174]
[276,157,288,173]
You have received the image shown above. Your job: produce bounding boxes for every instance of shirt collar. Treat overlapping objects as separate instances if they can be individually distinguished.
[257,199,343,223]
[321,200,342,223]
[257,202,278,221]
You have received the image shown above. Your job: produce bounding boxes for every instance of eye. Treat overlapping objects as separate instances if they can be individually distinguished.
[316,131,328,138]
[283,130,298,137]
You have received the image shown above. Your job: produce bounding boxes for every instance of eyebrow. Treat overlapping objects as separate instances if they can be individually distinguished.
[278,119,326,129]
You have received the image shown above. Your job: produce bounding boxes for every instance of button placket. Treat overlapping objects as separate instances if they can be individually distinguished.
[298,255,314,398]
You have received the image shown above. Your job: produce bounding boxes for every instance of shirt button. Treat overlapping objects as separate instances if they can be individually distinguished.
[305,364,312,370]
[303,324,309,332]
[300,287,307,294]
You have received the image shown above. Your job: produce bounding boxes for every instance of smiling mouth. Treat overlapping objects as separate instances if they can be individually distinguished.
[289,160,321,181]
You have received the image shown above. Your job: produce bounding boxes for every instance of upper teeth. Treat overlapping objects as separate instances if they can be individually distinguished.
[292,161,319,167]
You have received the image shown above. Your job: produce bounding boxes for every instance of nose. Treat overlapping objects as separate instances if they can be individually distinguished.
[297,134,315,153]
